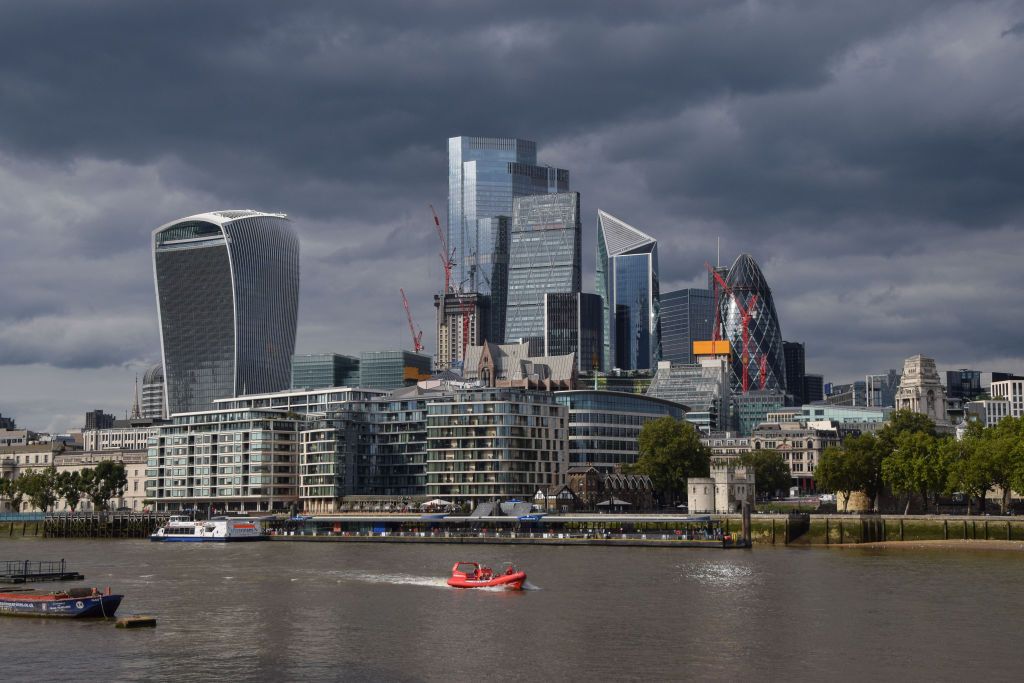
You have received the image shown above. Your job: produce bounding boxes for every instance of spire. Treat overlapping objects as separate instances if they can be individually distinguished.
[130,374,141,420]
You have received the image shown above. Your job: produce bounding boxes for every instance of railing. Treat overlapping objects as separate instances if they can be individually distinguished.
[1,559,67,578]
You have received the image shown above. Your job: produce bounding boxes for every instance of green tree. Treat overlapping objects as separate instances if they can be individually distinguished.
[943,424,991,516]
[80,462,128,511]
[0,477,25,512]
[630,417,710,506]
[739,449,790,498]
[816,446,860,512]
[987,417,1024,514]
[881,431,945,514]
[17,466,60,512]
[55,471,84,512]
[843,433,886,511]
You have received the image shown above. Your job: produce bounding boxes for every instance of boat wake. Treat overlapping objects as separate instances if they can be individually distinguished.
[333,570,450,589]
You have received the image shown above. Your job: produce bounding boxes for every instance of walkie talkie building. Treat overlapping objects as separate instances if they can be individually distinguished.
[152,210,300,415]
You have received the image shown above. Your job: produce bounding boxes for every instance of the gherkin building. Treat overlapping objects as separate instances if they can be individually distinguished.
[719,253,786,394]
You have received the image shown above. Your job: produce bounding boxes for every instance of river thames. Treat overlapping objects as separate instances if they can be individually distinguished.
[1,539,1021,681]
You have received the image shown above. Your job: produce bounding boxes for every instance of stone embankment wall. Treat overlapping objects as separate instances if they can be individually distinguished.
[725,514,1024,545]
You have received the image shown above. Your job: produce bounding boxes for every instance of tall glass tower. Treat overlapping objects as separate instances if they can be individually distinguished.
[660,289,713,365]
[152,210,300,415]
[448,136,569,342]
[719,253,785,394]
[596,210,661,371]
[504,192,581,344]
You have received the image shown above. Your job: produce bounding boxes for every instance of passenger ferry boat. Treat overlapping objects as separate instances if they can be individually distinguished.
[150,516,267,542]
[0,587,122,618]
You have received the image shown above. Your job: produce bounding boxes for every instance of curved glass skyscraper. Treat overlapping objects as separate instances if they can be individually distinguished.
[596,210,661,371]
[720,253,785,394]
[153,210,299,415]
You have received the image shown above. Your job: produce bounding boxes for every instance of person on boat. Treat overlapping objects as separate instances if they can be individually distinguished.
[480,566,493,580]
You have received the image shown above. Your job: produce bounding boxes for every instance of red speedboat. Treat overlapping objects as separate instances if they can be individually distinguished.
[447,562,526,590]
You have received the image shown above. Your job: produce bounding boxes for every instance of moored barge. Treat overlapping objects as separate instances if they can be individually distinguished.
[0,587,122,618]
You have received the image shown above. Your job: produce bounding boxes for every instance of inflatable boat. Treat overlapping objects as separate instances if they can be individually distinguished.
[447,562,526,590]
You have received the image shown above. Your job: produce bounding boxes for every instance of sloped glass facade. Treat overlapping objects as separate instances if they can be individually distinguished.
[505,193,581,343]
[719,254,785,394]
[596,211,661,372]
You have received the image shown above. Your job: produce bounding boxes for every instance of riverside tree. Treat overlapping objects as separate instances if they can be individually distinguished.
[943,424,992,516]
[630,417,710,506]
[881,431,944,514]
[816,445,863,512]
[55,471,84,512]
[0,477,25,512]
[16,466,60,512]
[738,449,790,499]
[80,461,128,511]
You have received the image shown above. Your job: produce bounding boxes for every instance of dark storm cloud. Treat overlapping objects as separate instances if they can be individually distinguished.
[0,0,1022,430]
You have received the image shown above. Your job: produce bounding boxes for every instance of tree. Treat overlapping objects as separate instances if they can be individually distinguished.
[943,424,992,516]
[816,446,861,512]
[987,416,1024,514]
[739,449,790,499]
[881,431,945,514]
[879,410,937,442]
[81,462,128,511]
[0,477,25,512]
[55,471,84,512]
[630,417,710,505]
[17,466,60,512]
[843,433,886,511]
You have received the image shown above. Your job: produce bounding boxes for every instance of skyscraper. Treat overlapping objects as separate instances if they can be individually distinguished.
[719,253,785,394]
[505,192,581,343]
[141,363,166,420]
[544,292,603,373]
[448,137,569,341]
[782,341,806,405]
[596,210,661,371]
[660,289,713,365]
[153,210,299,415]
[291,353,360,390]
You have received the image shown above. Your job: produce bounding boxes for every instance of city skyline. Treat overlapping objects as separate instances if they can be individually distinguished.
[2,3,1024,431]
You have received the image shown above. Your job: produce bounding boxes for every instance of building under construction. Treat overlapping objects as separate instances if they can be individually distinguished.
[433,292,490,371]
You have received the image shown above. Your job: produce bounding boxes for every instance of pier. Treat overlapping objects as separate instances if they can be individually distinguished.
[43,512,169,539]
[0,559,84,584]
[267,513,753,548]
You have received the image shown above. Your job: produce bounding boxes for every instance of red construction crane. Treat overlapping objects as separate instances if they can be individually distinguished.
[458,295,474,358]
[400,288,424,353]
[758,353,768,391]
[429,204,456,294]
[707,264,759,394]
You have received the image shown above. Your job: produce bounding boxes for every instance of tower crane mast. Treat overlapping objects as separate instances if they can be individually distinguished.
[400,288,424,353]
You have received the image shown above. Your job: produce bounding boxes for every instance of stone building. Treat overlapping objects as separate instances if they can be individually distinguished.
[463,341,577,391]
[688,463,755,513]
[894,355,951,430]
[564,466,656,512]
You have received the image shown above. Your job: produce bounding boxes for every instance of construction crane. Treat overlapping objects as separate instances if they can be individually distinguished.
[429,204,456,294]
[400,288,424,353]
[707,264,759,394]
[458,295,474,359]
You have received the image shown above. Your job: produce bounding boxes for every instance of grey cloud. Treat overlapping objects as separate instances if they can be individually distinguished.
[1,1,1023,430]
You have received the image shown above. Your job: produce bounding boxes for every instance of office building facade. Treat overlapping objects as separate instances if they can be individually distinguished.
[544,292,603,373]
[554,390,686,472]
[803,374,824,403]
[660,289,713,366]
[85,410,115,430]
[505,192,581,344]
[448,137,569,341]
[825,381,867,406]
[359,351,432,391]
[945,369,983,401]
[866,370,901,407]
[990,379,1024,418]
[153,210,299,415]
[782,341,806,405]
[141,364,167,420]
[719,253,785,394]
[291,353,360,390]
[596,210,661,371]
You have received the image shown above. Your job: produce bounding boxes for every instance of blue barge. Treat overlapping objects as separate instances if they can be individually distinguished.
[0,587,123,618]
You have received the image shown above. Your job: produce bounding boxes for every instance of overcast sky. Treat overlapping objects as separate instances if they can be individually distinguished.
[1,1,1023,432]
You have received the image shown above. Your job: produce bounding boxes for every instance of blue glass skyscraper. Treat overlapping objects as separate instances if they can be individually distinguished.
[153,210,299,415]
[504,192,581,344]
[596,210,661,371]
[448,136,569,342]
[660,289,713,365]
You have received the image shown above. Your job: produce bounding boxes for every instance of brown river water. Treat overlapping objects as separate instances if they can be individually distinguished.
[0,538,1021,681]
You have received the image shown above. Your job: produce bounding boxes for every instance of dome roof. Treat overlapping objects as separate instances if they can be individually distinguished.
[724,253,770,294]
[143,363,163,385]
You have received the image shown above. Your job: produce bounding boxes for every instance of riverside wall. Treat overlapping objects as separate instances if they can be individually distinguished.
[727,513,1024,545]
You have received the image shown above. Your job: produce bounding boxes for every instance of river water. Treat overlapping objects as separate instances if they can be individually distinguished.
[0,538,1020,681]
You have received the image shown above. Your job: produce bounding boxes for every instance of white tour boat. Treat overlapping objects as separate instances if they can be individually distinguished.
[150,516,268,542]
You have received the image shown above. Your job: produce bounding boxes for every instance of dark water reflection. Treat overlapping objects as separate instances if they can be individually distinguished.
[0,538,1021,681]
